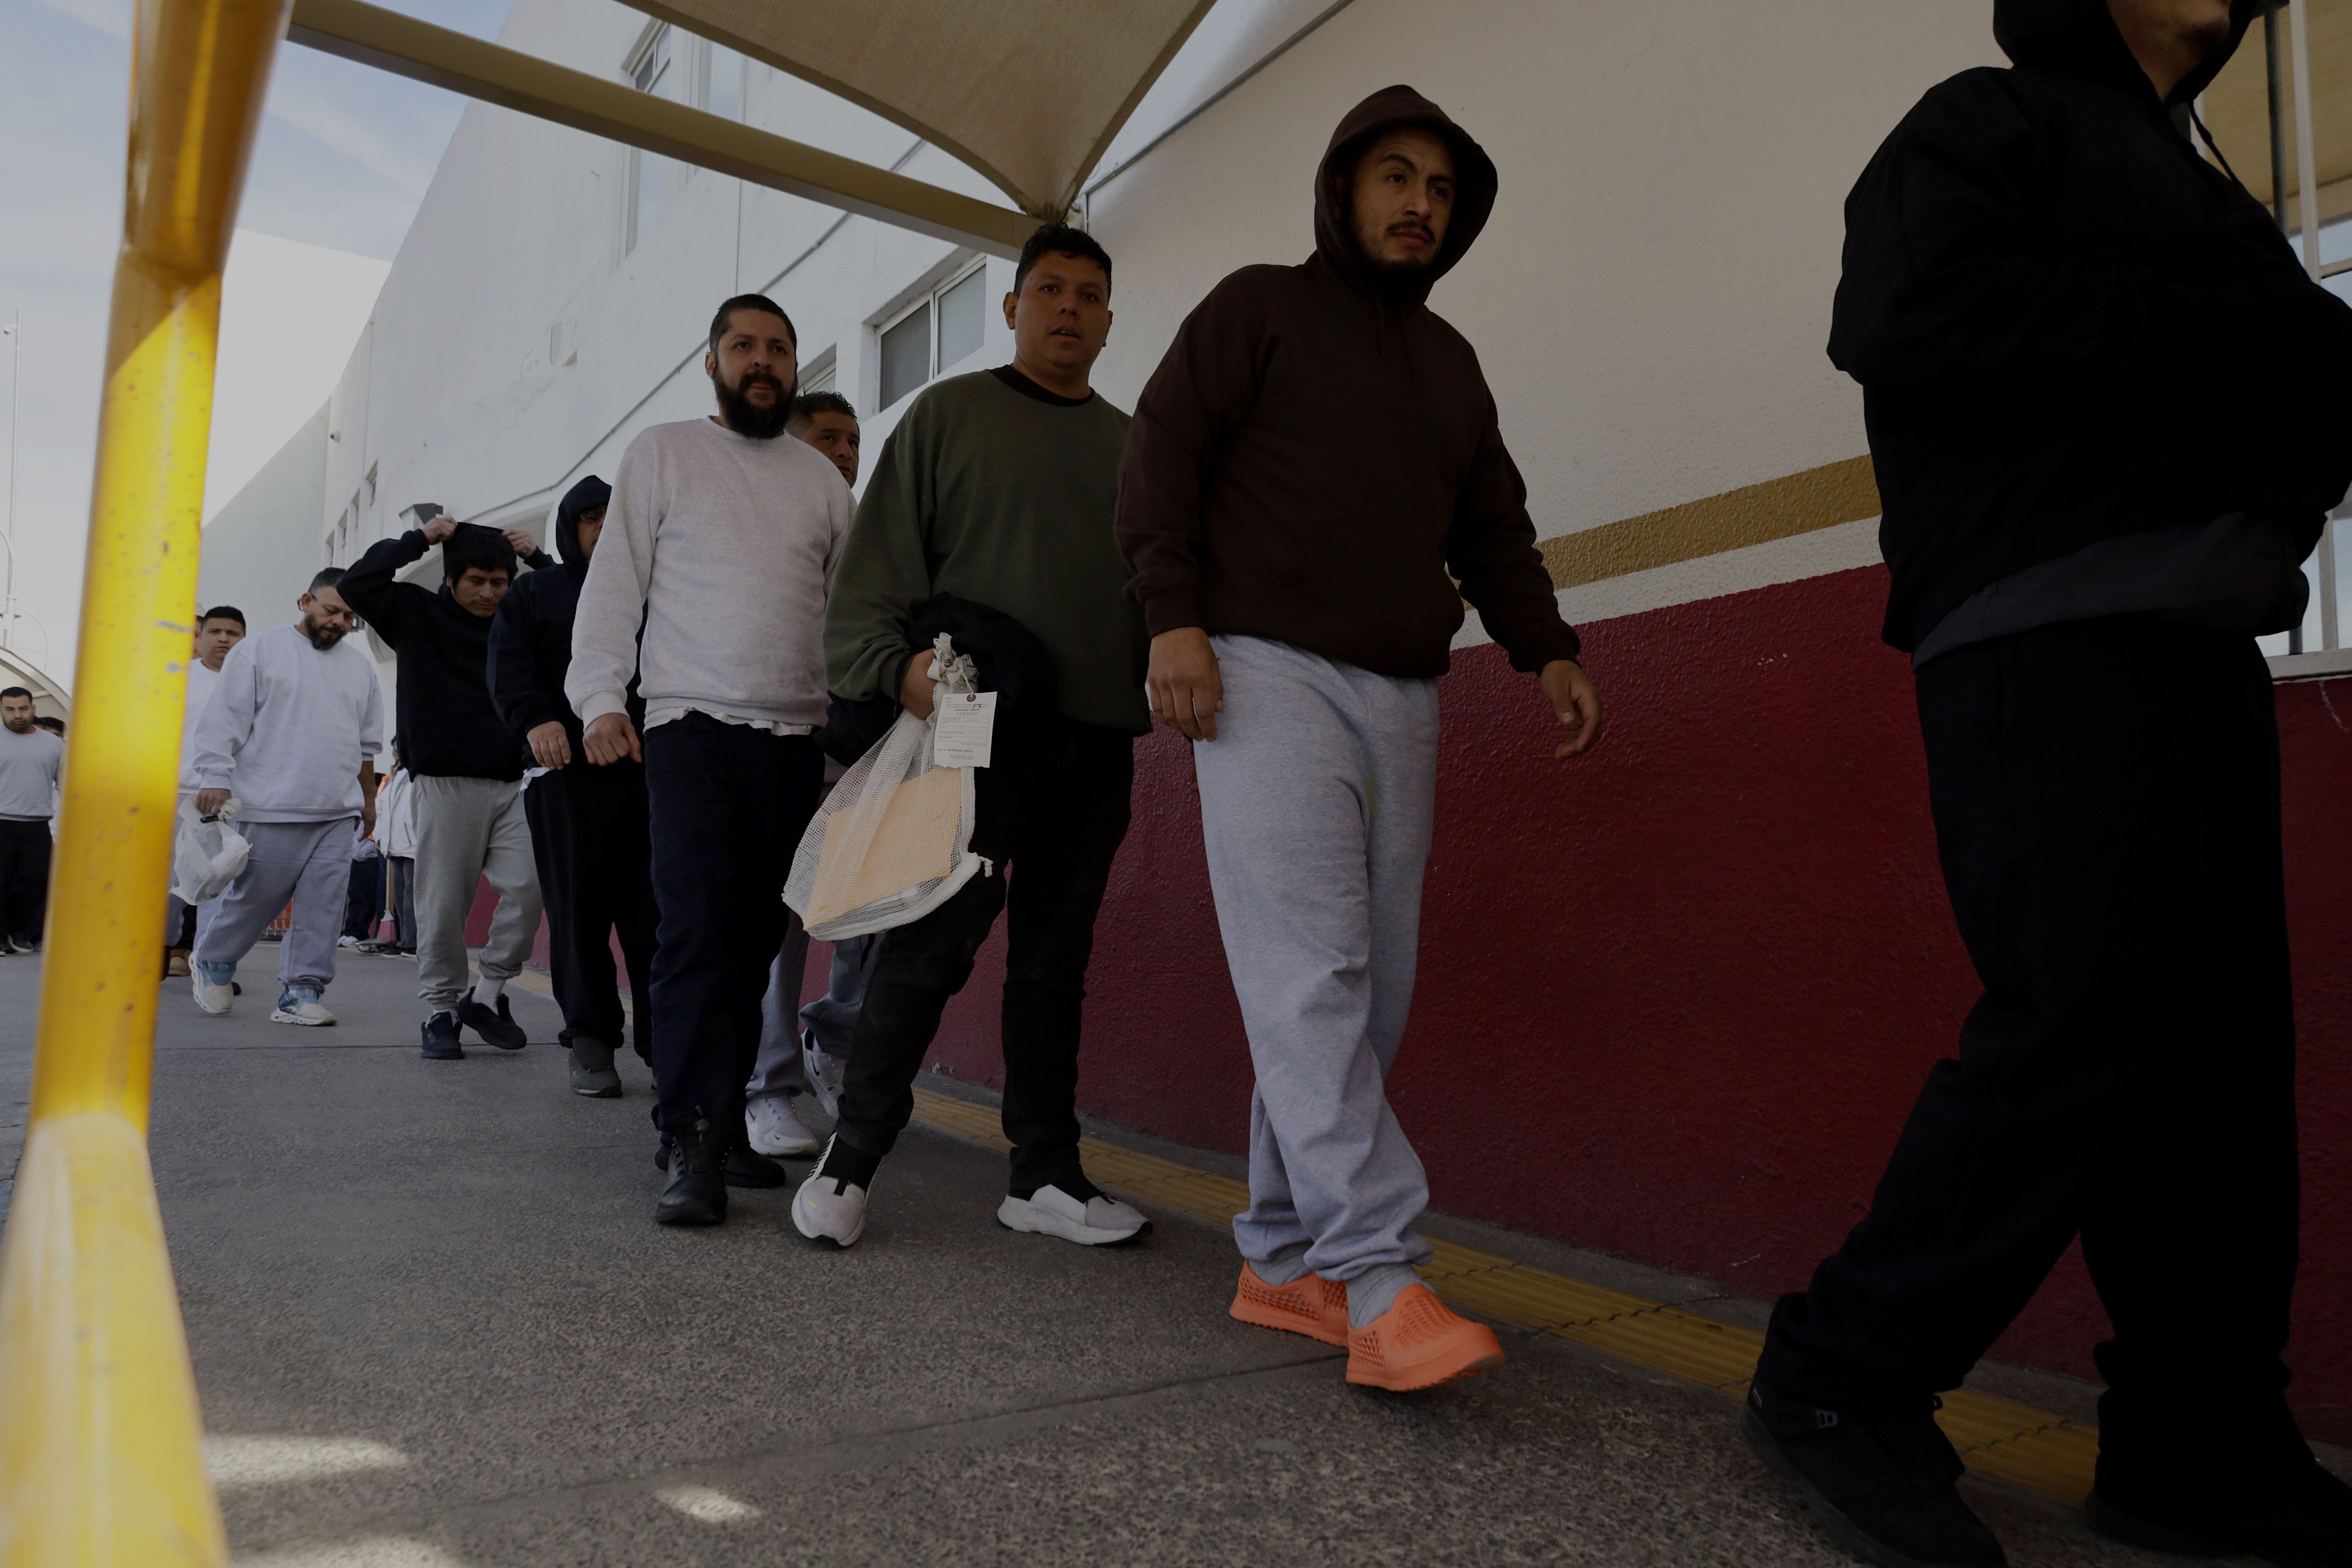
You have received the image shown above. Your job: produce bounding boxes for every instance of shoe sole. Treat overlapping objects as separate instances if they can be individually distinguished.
[571,1080,622,1098]
[747,1133,821,1158]
[655,1204,726,1226]
[1740,1405,1978,1568]
[193,999,233,1015]
[995,1196,1152,1246]
[420,1043,464,1060]
[791,1185,865,1248]
[268,1011,335,1026]
[1344,1327,1507,1392]
[1229,1292,1349,1348]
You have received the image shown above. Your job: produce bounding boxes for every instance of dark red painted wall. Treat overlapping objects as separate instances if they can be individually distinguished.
[910,562,2352,1442]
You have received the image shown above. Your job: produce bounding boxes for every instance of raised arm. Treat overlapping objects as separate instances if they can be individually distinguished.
[338,528,435,648]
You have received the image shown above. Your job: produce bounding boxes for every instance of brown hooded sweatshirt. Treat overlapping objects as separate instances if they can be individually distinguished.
[1115,85,1581,680]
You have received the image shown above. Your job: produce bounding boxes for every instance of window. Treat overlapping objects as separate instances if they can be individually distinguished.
[704,42,744,120]
[364,463,378,508]
[625,28,672,253]
[876,263,989,410]
[802,359,836,397]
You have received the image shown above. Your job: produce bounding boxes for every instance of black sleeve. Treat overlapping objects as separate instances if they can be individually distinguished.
[340,530,433,648]
[487,581,560,740]
[1829,70,2352,392]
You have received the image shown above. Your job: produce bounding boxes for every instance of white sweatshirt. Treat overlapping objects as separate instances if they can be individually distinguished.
[178,658,223,792]
[192,625,384,823]
[0,724,63,822]
[567,416,851,735]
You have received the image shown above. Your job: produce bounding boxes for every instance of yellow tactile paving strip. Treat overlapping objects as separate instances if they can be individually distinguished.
[904,1085,2101,1506]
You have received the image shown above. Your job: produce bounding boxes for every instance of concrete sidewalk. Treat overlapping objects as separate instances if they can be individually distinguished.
[2,951,2176,1566]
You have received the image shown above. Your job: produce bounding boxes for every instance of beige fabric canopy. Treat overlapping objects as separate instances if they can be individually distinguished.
[628,0,1220,217]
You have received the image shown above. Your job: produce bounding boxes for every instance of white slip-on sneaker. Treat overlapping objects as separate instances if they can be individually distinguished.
[997,1182,1152,1246]
[746,1093,821,1158]
[800,1029,846,1118]
[792,1142,870,1248]
[269,987,337,1026]
[191,961,235,1016]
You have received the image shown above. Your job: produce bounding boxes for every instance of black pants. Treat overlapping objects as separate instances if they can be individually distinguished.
[836,721,1134,1193]
[389,856,417,952]
[643,714,823,1139]
[342,856,383,941]
[1758,617,2302,1481]
[525,760,659,1059]
[0,819,52,943]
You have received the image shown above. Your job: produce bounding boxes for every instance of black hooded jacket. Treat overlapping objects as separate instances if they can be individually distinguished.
[1838,0,2352,651]
[1117,85,1581,679]
[487,475,639,768]
[343,523,552,781]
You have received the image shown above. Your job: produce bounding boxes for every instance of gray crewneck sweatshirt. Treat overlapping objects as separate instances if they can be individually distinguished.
[191,625,384,822]
[0,724,62,822]
[567,416,852,735]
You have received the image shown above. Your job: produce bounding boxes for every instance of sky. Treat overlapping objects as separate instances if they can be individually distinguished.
[0,0,512,684]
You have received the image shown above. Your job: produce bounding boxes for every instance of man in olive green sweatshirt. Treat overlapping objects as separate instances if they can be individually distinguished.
[795,224,1153,1252]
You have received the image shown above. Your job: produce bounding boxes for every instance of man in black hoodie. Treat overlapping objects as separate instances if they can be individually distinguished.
[1117,89,1601,1393]
[488,476,658,1099]
[343,517,553,1060]
[1745,5,2352,1566]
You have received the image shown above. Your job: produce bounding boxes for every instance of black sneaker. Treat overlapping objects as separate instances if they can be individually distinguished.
[655,1117,728,1226]
[2090,1454,2352,1566]
[420,1012,463,1060]
[456,992,528,1050]
[1741,1381,2006,1568]
[568,1036,621,1098]
[654,1137,786,1188]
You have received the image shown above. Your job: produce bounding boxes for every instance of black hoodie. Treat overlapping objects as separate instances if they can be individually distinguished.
[488,475,639,768]
[343,524,550,781]
[1837,0,2352,651]
[1116,85,1581,679]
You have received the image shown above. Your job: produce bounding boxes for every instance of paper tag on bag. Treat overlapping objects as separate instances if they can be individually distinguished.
[932,690,998,768]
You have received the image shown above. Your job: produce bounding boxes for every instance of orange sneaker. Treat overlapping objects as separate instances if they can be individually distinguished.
[1229,1261,1350,1347]
[1344,1283,1505,1391]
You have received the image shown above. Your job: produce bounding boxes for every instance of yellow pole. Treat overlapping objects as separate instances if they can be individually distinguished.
[0,0,286,1556]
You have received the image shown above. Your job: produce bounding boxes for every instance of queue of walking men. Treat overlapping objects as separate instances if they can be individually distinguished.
[164,18,2352,1567]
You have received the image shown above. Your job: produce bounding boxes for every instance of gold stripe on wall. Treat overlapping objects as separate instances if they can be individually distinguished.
[1541,455,1879,592]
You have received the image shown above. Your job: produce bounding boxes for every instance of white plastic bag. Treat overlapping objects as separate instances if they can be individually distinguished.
[784,635,989,940]
[172,794,249,904]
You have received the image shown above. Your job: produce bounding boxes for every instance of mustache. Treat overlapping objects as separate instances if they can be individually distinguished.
[1387,221,1434,242]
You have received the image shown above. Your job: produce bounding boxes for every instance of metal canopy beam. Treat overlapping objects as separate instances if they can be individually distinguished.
[285,0,1033,257]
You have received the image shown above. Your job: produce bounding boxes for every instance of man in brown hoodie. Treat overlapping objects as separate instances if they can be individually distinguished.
[1117,86,1602,1392]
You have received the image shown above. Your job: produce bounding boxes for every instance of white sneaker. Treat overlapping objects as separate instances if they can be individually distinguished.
[746,1094,820,1158]
[997,1183,1151,1246]
[191,961,235,1015]
[791,1139,869,1248]
[269,987,337,1026]
[800,1029,846,1118]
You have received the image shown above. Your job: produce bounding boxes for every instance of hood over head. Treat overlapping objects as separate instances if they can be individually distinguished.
[1314,85,1499,304]
[553,474,611,583]
[1994,0,2262,107]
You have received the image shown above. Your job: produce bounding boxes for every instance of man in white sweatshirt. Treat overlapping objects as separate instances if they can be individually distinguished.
[189,568,383,1025]
[165,605,247,975]
[569,293,853,1226]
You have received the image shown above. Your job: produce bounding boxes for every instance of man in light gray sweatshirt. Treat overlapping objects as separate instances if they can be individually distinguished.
[189,568,383,1026]
[568,292,853,1227]
[0,686,63,954]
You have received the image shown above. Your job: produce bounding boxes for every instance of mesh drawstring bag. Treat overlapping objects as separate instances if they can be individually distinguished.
[785,634,990,940]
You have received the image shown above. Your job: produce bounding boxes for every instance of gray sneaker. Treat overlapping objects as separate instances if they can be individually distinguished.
[568,1036,622,1098]
[800,1028,847,1118]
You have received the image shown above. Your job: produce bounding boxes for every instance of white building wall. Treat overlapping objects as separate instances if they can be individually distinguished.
[211,0,2003,646]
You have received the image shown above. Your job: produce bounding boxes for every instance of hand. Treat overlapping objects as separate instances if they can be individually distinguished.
[899,653,937,719]
[1540,659,1604,760]
[502,528,537,559]
[420,514,458,544]
[527,721,573,769]
[582,712,641,765]
[195,788,229,816]
[1147,627,1223,741]
[361,799,377,836]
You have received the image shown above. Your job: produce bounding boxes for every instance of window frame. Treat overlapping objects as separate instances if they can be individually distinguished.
[622,25,674,254]
[872,259,991,411]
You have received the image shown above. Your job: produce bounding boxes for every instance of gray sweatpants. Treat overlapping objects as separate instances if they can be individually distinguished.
[746,922,879,1102]
[413,775,541,1013]
[191,817,356,993]
[1194,634,1440,1283]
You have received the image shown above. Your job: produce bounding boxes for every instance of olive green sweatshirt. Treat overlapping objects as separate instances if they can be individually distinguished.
[825,367,1149,732]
